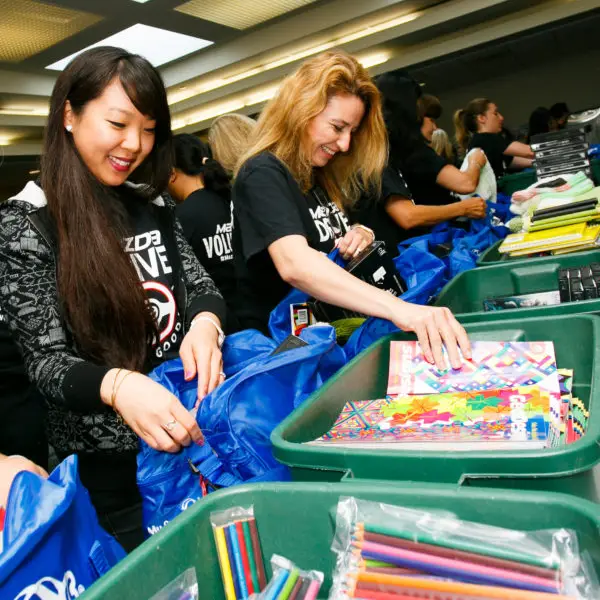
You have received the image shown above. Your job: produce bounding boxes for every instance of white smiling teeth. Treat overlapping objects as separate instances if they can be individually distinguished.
[322,146,335,156]
[110,157,132,166]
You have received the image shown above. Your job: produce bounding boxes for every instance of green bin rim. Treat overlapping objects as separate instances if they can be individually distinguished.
[271,314,600,477]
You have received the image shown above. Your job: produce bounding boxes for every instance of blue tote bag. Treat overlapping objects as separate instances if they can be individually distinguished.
[0,455,125,599]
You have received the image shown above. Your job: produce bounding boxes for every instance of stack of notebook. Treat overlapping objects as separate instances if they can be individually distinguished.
[309,341,586,450]
[531,127,591,180]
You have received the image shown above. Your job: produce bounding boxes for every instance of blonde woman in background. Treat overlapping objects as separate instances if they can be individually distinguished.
[431,128,455,164]
[230,51,470,369]
[208,113,257,175]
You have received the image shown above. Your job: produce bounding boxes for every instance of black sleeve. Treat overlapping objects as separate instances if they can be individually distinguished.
[233,160,307,262]
[472,133,510,156]
[405,145,448,182]
[0,204,110,414]
[381,165,412,201]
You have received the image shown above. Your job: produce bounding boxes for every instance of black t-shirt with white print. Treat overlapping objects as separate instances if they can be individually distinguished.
[231,152,350,334]
[175,188,238,332]
[121,193,183,367]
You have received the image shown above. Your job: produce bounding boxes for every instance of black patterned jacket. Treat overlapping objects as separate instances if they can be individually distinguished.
[0,181,226,456]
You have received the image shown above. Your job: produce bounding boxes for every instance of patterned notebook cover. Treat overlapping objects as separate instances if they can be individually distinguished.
[311,387,550,448]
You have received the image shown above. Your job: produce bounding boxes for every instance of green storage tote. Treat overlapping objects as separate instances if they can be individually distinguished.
[82,481,600,600]
[434,256,600,322]
[477,240,600,267]
[271,315,600,499]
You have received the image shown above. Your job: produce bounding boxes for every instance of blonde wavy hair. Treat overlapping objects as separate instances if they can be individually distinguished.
[208,113,257,174]
[237,51,387,209]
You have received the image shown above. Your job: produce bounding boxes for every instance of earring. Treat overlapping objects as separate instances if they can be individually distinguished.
[65,125,72,133]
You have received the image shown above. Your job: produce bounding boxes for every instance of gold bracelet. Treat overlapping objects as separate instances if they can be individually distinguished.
[110,368,124,410]
[112,370,137,415]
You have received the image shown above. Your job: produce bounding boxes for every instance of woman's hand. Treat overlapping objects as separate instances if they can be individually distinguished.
[180,313,224,401]
[390,301,471,371]
[460,196,487,219]
[104,371,204,453]
[335,226,373,260]
[0,454,48,506]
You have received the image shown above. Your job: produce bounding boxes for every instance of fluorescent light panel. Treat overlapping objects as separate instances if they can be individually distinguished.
[169,11,420,105]
[46,24,212,71]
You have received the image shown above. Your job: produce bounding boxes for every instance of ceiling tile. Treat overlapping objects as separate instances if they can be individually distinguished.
[175,0,319,30]
[0,0,103,62]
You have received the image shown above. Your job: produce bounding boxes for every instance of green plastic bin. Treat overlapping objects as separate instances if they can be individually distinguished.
[477,240,600,267]
[434,258,600,323]
[271,315,600,499]
[82,481,600,600]
[497,170,536,196]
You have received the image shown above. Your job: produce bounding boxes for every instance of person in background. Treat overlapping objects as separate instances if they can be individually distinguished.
[168,134,238,331]
[0,47,226,551]
[359,70,486,243]
[527,106,552,143]
[417,94,442,143]
[454,98,534,179]
[208,113,257,175]
[550,102,571,131]
[430,129,456,164]
[232,51,471,370]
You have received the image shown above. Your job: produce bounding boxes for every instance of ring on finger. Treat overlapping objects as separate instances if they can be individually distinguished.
[163,419,178,432]
[219,371,226,380]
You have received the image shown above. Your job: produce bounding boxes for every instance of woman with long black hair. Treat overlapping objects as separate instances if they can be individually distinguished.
[0,47,226,550]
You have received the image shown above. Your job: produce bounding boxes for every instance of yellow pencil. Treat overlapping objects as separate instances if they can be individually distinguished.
[357,571,576,600]
[214,526,237,600]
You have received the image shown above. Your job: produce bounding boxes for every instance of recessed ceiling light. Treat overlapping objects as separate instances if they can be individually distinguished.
[45,24,212,71]
[129,0,153,3]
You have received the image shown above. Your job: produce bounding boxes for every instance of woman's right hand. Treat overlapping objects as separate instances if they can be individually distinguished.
[389,301,471,371]
[102,370,204,453]
[460,196,487,219]
[0,454,48,506]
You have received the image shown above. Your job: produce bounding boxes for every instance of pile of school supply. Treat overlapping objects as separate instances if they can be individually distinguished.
[211,506,267,600]
[330,497,600,600]
[255,555,323,600]
[309,341,587,449]
[502,171,600,256]
[531,127,591,180]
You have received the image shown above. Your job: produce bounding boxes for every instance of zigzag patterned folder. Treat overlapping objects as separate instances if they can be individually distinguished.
[386,341,562,445]
[309,387,550,450]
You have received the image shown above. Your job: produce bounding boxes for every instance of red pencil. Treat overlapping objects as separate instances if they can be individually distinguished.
[235,520,254,595]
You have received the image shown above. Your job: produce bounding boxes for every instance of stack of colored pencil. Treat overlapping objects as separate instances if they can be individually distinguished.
[212,513,267,600]
[259,554,323,600]
[343,521,574,599]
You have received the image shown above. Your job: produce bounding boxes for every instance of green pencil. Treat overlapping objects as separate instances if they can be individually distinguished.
[242,519,261,592]
[364,559,396,568]
[278,568,299,600]
[362,521,560,569]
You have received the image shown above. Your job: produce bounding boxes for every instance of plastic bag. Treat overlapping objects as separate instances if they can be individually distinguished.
[330,496,600,600]
[254,555,324,600]
[0,455,126,599]
[211,505,267,599]
[149,568,198,600]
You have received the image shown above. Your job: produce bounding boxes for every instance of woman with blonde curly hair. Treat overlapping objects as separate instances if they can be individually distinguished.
[232,51,470,369]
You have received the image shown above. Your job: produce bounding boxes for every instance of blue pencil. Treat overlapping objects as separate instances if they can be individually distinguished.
[224,524,241,599]
[228,523,249,599]
[261,567,289,600]
[360,549,558,594]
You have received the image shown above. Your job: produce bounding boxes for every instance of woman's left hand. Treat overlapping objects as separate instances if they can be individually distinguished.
[179,314,224,401]
[335,226,373,260]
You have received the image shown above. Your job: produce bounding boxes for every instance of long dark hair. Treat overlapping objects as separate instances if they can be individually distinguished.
[172,134,230,199]
[41,46,172,370]
[527,107,551,143]
[375,69,425,168]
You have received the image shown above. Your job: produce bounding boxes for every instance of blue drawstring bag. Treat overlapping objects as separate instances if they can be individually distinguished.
[198,325,346,479]
[138,325,345,536]
[0,455,125,599]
